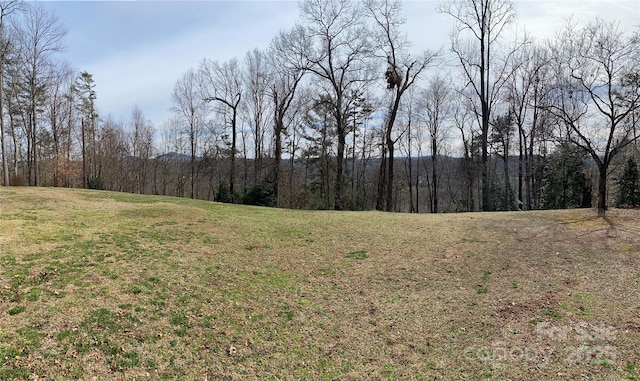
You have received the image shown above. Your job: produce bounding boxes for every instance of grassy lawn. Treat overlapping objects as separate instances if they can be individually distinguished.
[1,187,639,380]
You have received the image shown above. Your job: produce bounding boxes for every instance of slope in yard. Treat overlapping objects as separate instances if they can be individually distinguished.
[1,187,639,380]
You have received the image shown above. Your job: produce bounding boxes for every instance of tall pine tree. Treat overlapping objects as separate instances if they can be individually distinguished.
[541,142,588,210]
[615,157,640,208]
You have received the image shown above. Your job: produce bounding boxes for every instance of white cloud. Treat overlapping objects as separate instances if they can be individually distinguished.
[46,1,301,127]
[42,0,639,130]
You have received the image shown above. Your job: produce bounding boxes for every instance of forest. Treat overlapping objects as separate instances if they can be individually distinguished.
[0,0,639,214]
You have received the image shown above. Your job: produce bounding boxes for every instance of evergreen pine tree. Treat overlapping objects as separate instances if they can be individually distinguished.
[541,142,588,209]
[615,157,640,207]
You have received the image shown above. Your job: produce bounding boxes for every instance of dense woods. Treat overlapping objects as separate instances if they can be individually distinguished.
[1,0,639,214]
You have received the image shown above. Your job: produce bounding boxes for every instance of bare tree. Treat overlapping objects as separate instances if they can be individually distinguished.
[506,44,534,209]
[418,74,453,213]
[172,68,205,198]
[439,0,521,211]
[547,20,640,216]
[285,88,312,208]
[243,48,272,186]
[97,117,128,192]
[366,0,438,211]
[453,96,479,211]
[45,63,74,187]
[11,3,66,186]
[0,1,21,186]
[128,105,154,194]
[267,25,308,206]
[299,0,373,210]
[504,43,553,210]
[4,57,26,183]
[200,58,242,197]
[398,86,416,212]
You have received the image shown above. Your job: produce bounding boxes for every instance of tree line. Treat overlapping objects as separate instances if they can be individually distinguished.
[1,0,639,215]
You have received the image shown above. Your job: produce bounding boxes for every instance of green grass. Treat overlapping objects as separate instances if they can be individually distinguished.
[625,362,639,380]
[477,287,488,294]
[7,306,26,315]
[542,308,562,319]
[1,187,639,380]
[345,249,368,260]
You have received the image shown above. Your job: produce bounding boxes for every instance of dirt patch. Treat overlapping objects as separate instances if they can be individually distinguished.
[496,292,559,320]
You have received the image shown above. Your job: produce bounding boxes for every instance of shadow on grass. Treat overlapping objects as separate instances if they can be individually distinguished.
[558,211,640,238]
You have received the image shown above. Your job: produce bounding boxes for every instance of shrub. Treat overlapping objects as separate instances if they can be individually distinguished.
[88,177,105,190]
[242,184,276,207]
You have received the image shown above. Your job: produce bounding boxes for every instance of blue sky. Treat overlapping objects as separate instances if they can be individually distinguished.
[39,0,640,130]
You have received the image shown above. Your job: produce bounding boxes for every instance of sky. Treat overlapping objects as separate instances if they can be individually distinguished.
[38,0,640,131]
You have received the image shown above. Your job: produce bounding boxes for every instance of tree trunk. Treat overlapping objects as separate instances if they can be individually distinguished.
[230,108,237,197]
[334,118,345,210]
[384,91,403,212]
[32,112,38,186]
[242,129,248,191]
[431,137,438,213]
[82,119,87,189]
[597,164,607,216]
[273,118,282,207]
[481,113,489,211]
[406,132,414,213]
[376,147,387,211]
[289,132,296,208]
[386,137,394,212]
[528,132,535,209]
[503,154,510,210]
[0,66,8,186]
[190,121,196,199]
[9,112,17,180]
[361,128,369,210]
[352,121,357,210]
[415,155,420,213]
[518,127,524,210]
[52,116,59,187]
[466,155,475,211]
